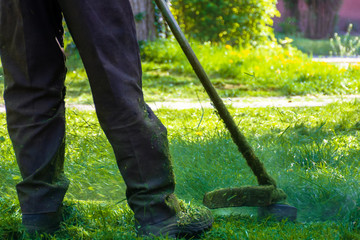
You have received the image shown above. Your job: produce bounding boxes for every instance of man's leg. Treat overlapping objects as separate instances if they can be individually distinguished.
[58,0,177,225]
[0,0,69,229]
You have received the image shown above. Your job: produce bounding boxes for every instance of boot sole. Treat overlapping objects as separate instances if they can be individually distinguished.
[159,216,214,238]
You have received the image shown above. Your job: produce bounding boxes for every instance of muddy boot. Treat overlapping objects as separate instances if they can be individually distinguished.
[22,210,62,236]
[137,194,213,238]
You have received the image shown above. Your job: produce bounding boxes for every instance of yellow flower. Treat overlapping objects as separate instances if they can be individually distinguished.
[229,59,234,63]
[352,64,360,70]
[195,132,203,136]
[242,49,251,56]
[339,68,347,73]
[225,44,232,50]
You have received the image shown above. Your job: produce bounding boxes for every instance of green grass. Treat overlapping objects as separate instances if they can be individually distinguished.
[140,39,359,100]
[0,38,360,239]
[1,100,360,239]
[275,33,333,56]
[288,37,332,56]
[1,39,359,105]
[276,33,360,57]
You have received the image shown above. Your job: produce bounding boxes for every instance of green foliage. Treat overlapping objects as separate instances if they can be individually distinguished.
[170,0,279,46]
[134,12,146,22]
[278,17,298,35]
[330,24,360,57]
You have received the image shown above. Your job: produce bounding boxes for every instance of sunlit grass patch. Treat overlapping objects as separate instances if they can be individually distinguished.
[140,39,360,100]
[1,39,356,105]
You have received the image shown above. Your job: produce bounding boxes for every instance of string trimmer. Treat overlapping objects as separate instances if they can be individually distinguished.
[154,0,297,221]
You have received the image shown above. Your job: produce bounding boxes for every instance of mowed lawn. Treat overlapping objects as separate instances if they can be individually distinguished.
[1,99,360,239]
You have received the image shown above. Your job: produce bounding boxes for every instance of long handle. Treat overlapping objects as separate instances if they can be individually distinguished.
[154,0,276,186]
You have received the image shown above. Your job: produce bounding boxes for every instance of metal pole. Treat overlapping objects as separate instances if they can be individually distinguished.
[154,0,276,186]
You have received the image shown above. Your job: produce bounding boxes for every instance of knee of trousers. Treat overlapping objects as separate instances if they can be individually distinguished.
[4,85,66,127]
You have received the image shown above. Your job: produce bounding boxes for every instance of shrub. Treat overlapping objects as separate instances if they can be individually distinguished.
[170,0,279,46]
[330,24,360,57]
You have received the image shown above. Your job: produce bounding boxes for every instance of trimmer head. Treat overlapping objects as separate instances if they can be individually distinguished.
[258,204,297,222]
[203,185,297,222]
[203,185,287,208]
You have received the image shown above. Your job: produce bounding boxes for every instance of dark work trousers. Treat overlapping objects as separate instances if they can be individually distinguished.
[0,0,176,225]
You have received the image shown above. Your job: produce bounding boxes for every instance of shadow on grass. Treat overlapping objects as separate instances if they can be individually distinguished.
[1,122,359,239]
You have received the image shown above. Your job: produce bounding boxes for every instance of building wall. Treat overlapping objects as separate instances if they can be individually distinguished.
[337,0,360,32]
[274,0,360,34]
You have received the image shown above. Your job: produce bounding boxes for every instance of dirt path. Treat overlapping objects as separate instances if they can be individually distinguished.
[1,95,358,112]
[146,95,359,110]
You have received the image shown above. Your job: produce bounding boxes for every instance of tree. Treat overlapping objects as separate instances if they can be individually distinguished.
[283,0,300,28]
[304,0,343,39]
[129,0,156,41]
